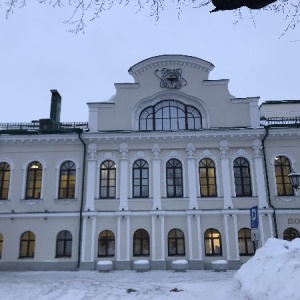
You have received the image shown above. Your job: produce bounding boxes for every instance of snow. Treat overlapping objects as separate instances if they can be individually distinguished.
[133,260,149,265]
[211,260,228,265]
[97,261,113,266]
[1,238,300,300]
[172,259,188,265]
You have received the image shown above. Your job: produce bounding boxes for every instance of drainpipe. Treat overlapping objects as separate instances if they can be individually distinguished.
[77,131,86,268]
[262,126,278,238]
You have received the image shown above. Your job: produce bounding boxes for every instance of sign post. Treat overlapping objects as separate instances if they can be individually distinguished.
[250,206,259,250]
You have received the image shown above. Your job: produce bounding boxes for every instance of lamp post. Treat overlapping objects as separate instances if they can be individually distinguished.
[288,170,300,191]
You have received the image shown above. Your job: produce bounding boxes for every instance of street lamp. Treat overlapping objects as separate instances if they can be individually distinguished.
[288,170,300,190]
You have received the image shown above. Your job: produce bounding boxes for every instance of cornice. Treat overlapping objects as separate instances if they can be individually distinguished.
[128,55,215,77]
[0,134,82,144]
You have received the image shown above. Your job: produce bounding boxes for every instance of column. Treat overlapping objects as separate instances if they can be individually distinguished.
[186,143,198,209]
[219,140,233,209]
[253,139,268,208]
[119,142,128,210]
[85,143,97,211]
[152,144,162,210]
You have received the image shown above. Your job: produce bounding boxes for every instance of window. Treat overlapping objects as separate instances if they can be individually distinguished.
[199,158,217,197]
[0,233,3,259]
[166,159,183,197]
[168,229,185,256]
[25,161,42,199]
[283,227,300,241]
[56,230,72,257]
[133,160,149,198]
[19,231,35,258]
[139,100,202,131]
[204,228,222,256]
[133,229,150,256]
[0,162,10,200]
[58,161,76,199]
[98,230,115,257]
[233,157,252,197]
[275,156,294,196]
[238,228,255,256]
[100,160,116,198]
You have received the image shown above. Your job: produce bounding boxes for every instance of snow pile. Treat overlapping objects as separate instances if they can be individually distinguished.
[234,238,300,300]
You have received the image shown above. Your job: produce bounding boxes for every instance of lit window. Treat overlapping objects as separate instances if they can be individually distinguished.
[274,156,293,196]
[25,161,42,199]
[199,158,217,197]
[238,228,255,256]
[58,161,76,199]
[100,160,116,198]
[19,231,35,258]
[168,229,185,256]
[133,229,150,256]
[132,160,149,198]
[0,162,10,200]
[204,228,222,256]
[56,230,72,257]
[98,230,115,257]
[233,158,252,197]
[283,227,300,241]
[166,159,183,198]
[139,100,202,131]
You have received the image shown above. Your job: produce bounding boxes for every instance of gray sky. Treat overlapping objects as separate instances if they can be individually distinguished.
[0,1,299,123]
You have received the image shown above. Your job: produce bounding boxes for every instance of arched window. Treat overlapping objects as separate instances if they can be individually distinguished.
[0,162,10,200]
[58,161,76,199]
[98,230,115,257]
[56,230,72,257]
[166,159,183,198]
[0,233,3,259]
[139,100,202,131]
[25,161,42,199]
[19,231,35,258]
[100,160,116,198]
[168,229,185,256]
[283,227,300,241]
[204,228,222,256]
[199,158,217,197]
[133,160,149,198]
[274,156,293,196]
[238,228,255,256]
[233,157,252,197]
[133,229,150,256]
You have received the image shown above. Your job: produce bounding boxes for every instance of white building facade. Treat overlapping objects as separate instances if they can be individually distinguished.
[0,55,299,270]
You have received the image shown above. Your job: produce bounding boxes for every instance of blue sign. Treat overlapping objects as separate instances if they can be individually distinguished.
[250,206,259,229]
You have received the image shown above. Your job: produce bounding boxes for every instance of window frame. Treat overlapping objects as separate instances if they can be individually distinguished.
[168,228,185,256]
[98,230,115,257]
[56,230,72,258]
[199,158,217,197]
[0,162,10,200]
[274,156,294,196]
[133,229,150,257]
[25,161,42,199]
[132,159,149,198]
[58,161,76,199]
[233,157,252,197]
[238,228,256,256]
[99,160,116,199]
[166,159,183,198]
[204,228,222,256]
[19,231,35,258]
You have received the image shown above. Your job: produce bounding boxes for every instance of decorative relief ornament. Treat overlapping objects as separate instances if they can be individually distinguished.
[155,68,187,89]
[253,139,262,157]
[119,142,129,159]
[186,143,195,158]
[219,140,229,157]
[152,143,161,158]
[88,143,97,160]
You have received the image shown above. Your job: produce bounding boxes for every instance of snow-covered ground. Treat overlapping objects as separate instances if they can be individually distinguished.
[0,238,299,300]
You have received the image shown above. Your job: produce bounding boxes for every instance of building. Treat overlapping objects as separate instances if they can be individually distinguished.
[0,55,299,271]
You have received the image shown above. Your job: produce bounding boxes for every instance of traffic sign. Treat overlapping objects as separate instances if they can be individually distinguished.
[250,206,259,229]
[251,229,260,241]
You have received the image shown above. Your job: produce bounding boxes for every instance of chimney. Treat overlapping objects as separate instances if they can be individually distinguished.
[50,89,62,123]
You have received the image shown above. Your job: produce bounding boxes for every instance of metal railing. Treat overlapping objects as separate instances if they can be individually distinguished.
[260,117,300,126]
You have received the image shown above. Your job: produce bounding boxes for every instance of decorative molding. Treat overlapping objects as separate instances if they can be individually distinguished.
[131,151,150,164]
[54,198,78,205]
[186,143,195,158]
[164,150,185,166]
[219,140,229,157]
[231,149,251,161]
[88,143,97,160]
[119,142,129,159]
[154,68,187,89]
[152,144,161,159]
[21,199,43,206]
[275,196,298,203]
[253,139,262,157]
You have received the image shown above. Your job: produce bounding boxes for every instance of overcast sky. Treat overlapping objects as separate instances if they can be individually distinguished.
[0,1,299,123]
